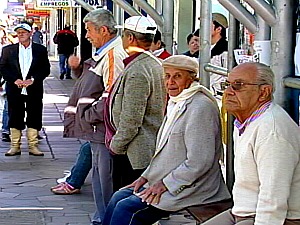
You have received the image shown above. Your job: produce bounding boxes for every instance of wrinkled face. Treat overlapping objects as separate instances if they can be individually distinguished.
[85,22,105,48]
[121,30,130,52]
[223,64,270,122]
[16,28,31,45]
[164,67,194,97]
[188,35,199,54]
[121,29,137,53]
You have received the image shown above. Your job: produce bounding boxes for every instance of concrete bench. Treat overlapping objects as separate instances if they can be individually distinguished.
[186,199,233,224]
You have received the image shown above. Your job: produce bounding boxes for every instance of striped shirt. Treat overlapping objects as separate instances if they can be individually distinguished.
[234,101,272,135]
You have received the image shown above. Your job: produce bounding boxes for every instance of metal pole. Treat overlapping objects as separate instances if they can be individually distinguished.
[199,0,212,88]
[218,0,257,34]
[73,0,94,12]
[244,0,276,26]
[155,0,163,15]
[155,0,163,32]
[284,77,300,89]
[113,2,124,26]
[111,0,142,16]
[133,0,163,26]
[204,63,228,77]
[270,0,294,113]
[225,15,239,193]
[162,0,174,53]
[255,15,271,40]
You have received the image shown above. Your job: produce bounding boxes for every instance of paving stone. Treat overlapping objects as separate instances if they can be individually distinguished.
[0,210,45,225]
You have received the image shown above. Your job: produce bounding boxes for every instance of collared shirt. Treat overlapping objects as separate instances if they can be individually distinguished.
[234,101,272,135]
[123,52,143,67]
[94,36,117,56]
[19,42,32,80]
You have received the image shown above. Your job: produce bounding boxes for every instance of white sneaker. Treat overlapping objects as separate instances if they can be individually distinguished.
[56,170,71,184]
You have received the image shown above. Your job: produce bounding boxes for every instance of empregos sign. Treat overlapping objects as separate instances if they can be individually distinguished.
[36,0,101,8]
[37,0,70,7]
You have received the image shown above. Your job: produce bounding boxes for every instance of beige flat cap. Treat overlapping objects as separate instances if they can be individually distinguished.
[162,55,199,74]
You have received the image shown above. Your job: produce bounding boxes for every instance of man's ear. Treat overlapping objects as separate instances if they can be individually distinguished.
[100,26,108,34]
[259,84,272,101]
[157,40,162,47]
[216,26,222,34]
[127,33,135,44]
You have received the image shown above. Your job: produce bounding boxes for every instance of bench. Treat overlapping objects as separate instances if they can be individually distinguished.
[186,199,233,224]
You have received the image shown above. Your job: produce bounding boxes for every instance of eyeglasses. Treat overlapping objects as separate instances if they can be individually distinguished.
[223,80,262,91]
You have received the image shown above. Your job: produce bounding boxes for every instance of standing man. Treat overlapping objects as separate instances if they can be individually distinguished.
[32,27,43,45]
[56,9,127,225]
[0,23,50,156]
[203,62,300,225]
[106,16,166,188]
[53,25,79,80]
[210,13,228,95]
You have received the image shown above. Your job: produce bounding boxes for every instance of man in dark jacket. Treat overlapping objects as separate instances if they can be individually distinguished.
[0,22,50,156]
[53,25,79,80]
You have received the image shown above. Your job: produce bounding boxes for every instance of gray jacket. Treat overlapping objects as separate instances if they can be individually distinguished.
[142,92,231,211]
[110,51,166,169]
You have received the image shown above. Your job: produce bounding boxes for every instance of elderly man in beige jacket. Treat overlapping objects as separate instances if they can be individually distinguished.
[103,55,231,225]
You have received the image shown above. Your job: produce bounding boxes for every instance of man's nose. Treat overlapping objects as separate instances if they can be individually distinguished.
[224,86,235,95]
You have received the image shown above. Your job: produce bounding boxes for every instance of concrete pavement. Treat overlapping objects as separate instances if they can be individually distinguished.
[0,61,196,225]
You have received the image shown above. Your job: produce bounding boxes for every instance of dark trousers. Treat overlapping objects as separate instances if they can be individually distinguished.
[59,54,71,75]
[7,94,43,130]
[112,154,145,191]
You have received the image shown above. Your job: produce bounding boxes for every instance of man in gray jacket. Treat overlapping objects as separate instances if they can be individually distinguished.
[106,16,166,188]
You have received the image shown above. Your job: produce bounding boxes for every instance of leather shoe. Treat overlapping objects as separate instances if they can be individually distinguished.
[5,148,21,156]
[37,134,43,140]
[59,72,65,80]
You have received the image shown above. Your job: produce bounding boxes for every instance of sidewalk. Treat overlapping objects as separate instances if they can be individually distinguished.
[0,61,94,225]
[0,61,196,225]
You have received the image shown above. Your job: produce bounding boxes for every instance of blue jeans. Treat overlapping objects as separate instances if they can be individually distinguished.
[66,142,92,189]
[58,54,71,75]
[2,99,9,134]
[103,188,171,225]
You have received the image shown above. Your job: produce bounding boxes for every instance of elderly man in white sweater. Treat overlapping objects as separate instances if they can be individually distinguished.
[203,62,300,225]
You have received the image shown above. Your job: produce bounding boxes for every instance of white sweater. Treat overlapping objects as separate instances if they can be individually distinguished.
[232,103,300,225]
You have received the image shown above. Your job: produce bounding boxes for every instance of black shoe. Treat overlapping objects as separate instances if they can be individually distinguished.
[2,133,11,142]
[37,134,43,140]
[59,72,66,80]
[65,75,72,79]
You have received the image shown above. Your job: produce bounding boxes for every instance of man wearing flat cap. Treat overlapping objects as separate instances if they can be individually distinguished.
[102,55,230,225]
[105,16,166,188]
[0,22,50,156]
